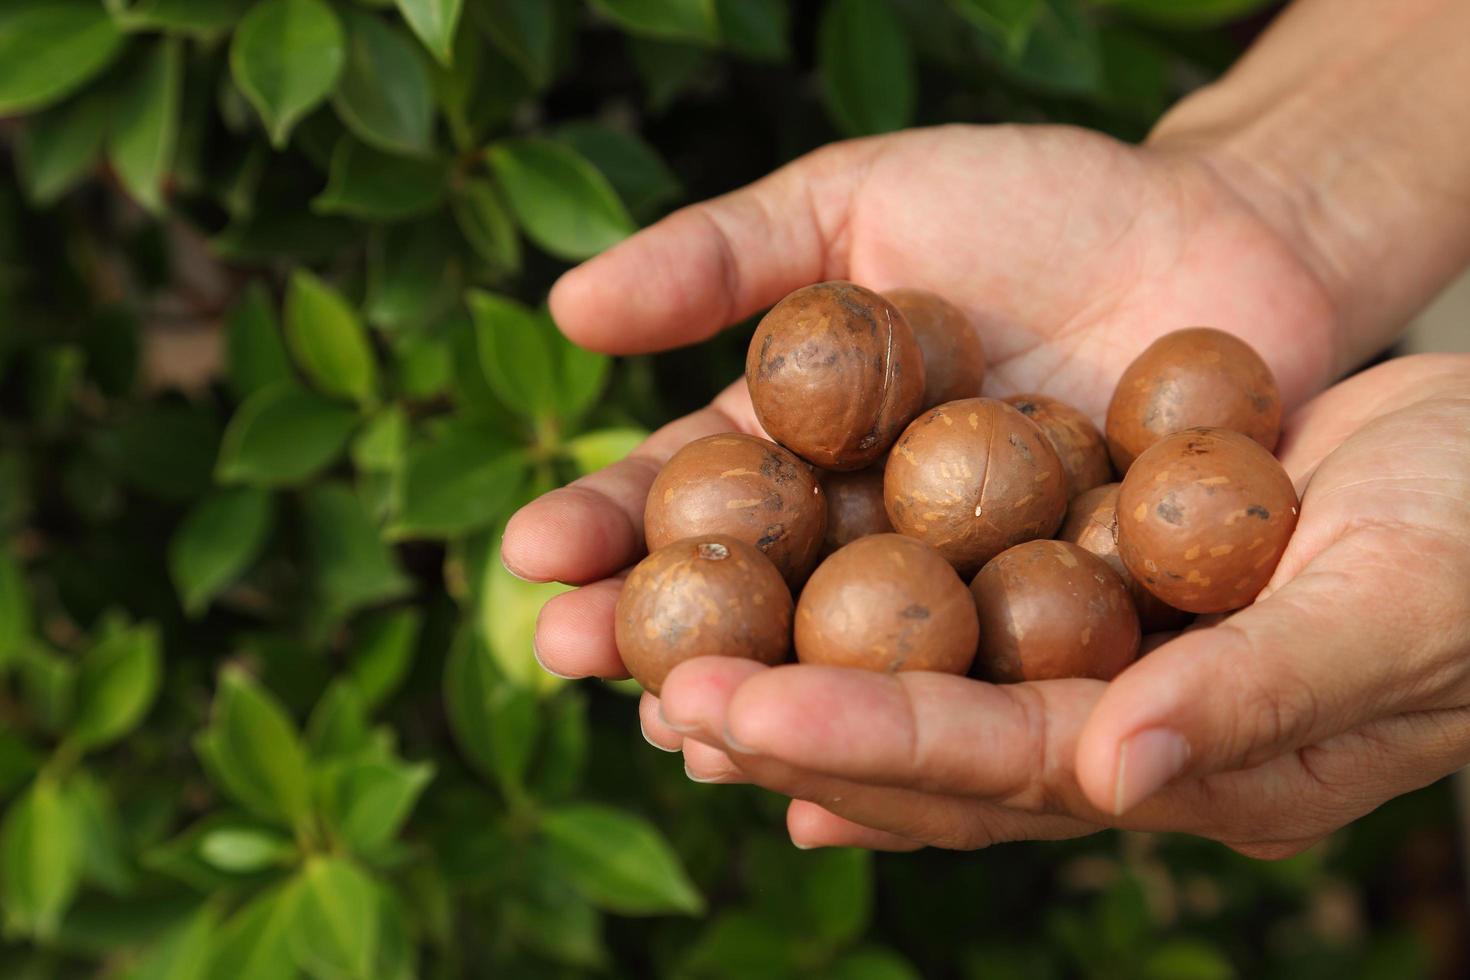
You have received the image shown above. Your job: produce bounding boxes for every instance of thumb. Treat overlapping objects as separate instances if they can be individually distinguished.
[549,139,878,355]
[1074,525,1470,816]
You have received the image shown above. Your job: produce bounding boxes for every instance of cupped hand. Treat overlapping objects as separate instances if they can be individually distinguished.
[651,353,1470,856]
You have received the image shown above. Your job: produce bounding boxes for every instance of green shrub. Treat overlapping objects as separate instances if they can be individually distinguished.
[0,1,1455,977]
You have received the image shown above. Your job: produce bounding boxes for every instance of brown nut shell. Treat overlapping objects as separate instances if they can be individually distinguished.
[615,535,793,696]
[1058,483,1192,633]
[969,540,1140,683]
[746,281,926,470]
[885,288,987,408]
[819,466,892,556]
[645,433,826,587]
[1105,327,1282,472]
[796,534,978,674]
[1003,393,1113,499]
[884,398,1068,577]
[1116,427,1299,614]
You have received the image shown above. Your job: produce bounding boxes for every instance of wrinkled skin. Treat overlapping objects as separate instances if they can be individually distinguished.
[503,126,1470,856]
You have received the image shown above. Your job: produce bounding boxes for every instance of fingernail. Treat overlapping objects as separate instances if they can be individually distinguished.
[792,841,819,851]
[722,725,754,756]
[640,717,678,753]
[685,762,727,784]
[532,638,578,680]
[499,549,536,583]
[657,703,696,734]
[1113,728,1190,815]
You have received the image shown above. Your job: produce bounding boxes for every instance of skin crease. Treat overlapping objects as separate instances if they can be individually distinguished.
[506,0,1470,857]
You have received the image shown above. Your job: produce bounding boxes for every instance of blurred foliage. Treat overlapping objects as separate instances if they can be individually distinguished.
[0,0,1462,977]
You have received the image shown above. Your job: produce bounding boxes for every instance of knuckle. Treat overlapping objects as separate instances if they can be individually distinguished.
[1216,624,1322,768]
[999,685,1074,817]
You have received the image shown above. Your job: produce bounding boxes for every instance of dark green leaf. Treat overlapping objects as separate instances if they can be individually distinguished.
[680,911,803,978]
[365,217,462,330]
[0,548,31,668]
[64,771,135,895]
[487,138,635,261]
[750,838,872,945]
[169,487,274,616]
[226,283,293,400]
[334,9,436,156]
[553,121,682,219]
[195,666,313,828]
[0,729,41,799]
[289,856,380,980]
[306,679,374,760]
[319,757,434,855]
[716,0,789,60]
[1099,26,1169,118]
[392,331,453,399]
[395,0,462,64]
[818,0,915,136]
[948,0,1041,52]
[826,946,923,980]
[16,646,75,734]
[541,804,704,915]
[70,621,162,750]
[204,882,300,980]
[443,628,540,792]
[506,851,608,967]
[467,290,555,416]
[349,608,422,710]
[109,38,183,213]
[313,137,449,221]
[216,382,359,486]
[103,403,221,501]
[123,902,218,980]
[1140,939,1235,980]
[117,0,253,35]
[985,0,1102,95]
[628,37,711,111]
[1103,0,1277,28]
[593,0,719,44]
[1,777,84,940]
[473,0,556,87]
[391,423,525,539]
[0,1,125,114]
[285,269,380,404]
[17,88,110,206]
[302,483,413,625]
[230,0,346,147]
[529,689,589,801]
[452,178,522,276]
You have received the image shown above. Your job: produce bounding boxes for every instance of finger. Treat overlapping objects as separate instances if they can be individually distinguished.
[1076,524,1470,816]
[549,141,875,355]
[683,739,747,784]
[659,656,774,739]
[786,801,923,852]
[534,578,629,679]
[639,692,682,752]
[501,383,759,584]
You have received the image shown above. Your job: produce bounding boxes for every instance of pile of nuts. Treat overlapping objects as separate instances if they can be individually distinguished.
[615,282,1298,694]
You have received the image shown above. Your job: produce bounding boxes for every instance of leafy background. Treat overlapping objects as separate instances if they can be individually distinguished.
[0,0,1465,977]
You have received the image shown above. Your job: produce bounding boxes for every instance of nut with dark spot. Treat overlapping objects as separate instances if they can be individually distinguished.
[746,282,926,470]
[1003,393,1113,499]
[615,535,793,696]
[969,540,1140,683]
[885,288,987,408]
[883,398,1068,577]
[795,534,977,675]
[1105,327,1282,472]
[1116,427,1299,614]
[819,466,893,556]
[645,433,826,587]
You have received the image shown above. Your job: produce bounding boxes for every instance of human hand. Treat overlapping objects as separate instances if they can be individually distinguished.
[644,353,1470,856]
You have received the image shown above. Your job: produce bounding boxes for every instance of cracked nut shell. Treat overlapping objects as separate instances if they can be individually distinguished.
[1116,427,1299,614]
[645,433,826,587]
[746,281,926,470]
[795,533,978,675]
[615,535,793,696]
[884,398,1068,577]
[1058,483,1192,633]
[1004,393,1113,499]
[819,466,892,556]
[886,288,987,408]
[969,540,1141,682]
[1105,327,1282,472]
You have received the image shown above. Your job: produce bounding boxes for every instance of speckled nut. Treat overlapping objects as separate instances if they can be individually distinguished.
[1105,327,1282,473]
[885,288,987,408]
[645,433,826,587]
[883,398,1068,577]
[1116,427,1299,614]
[969,540,1140,683]
[795,534,978,675]
[819,466,892,556]
[1058,483,1192,633]
[1003,393,1113,499]
[746,281,926,470]
[615,535,793,696]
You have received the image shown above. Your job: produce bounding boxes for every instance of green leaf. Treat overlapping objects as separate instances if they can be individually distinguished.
[205,882,300,980]
[289,856,380,980]
[285,270,380,405]
[0,729,41,799]
[365,218,461,331]
[444,629,541,792]
[319,757,434,855]
[948,0,1041,52]
[592,0,719,44]
[553,121,682,219]
[395,0,462,64]
[715,0,789,60]
[197,826,295,873]
[169,487,274,616]
[217,382,359,486]
[0,1,125,115]
[540,804,704,915]
[550,318,612,422]
[124,902,219,980]
[473,0,556,87]
[826,946,922,980]
[302,484,413,626]
[480,541,571,691]
[334,9,436,156]
[467,290,555,415]
[16,646,75,735]
[70,622,162,750]
[0,548,31,668]
[565,427,648,475]
[629,37,711,111]
[313,137,449,221]
[392,424,525,539]
[17,87,110,206]
[63,770,134,895]
[195,666,313,828]
[1102,0,1277,28]
[1140,939,1235,980]
[306,679,374,760]
[749,837,873,944]
[487,138,636,261]
[1,777,84,940]
[348,609,421,710]
[681,911,805,979]
[351,405,408,473]
[818,0,915,136]
[452,178,522,275]
[984,0,1101,95]
[102,403,221,501]
[230,0,346,148]
[226,283,293,400]
[529,689,589,801]
[109,38,183,213]
[507,849,608,967]
[117,0,253,35]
